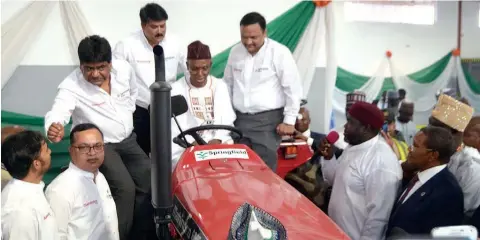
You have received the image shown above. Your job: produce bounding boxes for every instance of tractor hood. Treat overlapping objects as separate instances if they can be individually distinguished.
[171,145,349,240]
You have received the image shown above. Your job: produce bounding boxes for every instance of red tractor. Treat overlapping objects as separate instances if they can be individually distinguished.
[149,45,348,240]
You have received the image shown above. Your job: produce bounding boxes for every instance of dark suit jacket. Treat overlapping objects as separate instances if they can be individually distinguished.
[387,168,464,237]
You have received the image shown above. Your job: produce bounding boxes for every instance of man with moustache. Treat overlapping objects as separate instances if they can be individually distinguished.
[44,35,152,239]
[46,124,119,240]
[2,130,58,240]
[170,41,236,167]
[223,12,303,171]
[114,3,188,156]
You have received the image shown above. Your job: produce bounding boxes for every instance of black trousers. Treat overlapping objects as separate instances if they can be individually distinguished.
[133,105,151,155]
[100,133,154,240]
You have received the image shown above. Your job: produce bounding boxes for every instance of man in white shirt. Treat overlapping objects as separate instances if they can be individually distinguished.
[171,40,236,167]
[44,35,152,240]
[113,3,188,156]
[223,12,303,171]
[319,101,402,240]
[2,130,58,240]
[46,123,119,240]
[387,126,463,237]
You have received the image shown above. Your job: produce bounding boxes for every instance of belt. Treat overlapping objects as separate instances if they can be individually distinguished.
[235,108,283,116]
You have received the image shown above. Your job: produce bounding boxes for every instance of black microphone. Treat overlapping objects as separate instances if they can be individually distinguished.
[170,95,189,145]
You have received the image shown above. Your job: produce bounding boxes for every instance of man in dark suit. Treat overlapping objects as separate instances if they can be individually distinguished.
[387,126,464,238]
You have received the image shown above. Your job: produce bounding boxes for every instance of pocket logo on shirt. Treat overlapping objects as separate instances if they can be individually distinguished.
[165,56,175,60]
[254,67,269,72]
[117,89,130,98]
[233,68,242,72]
[136,60,151,64]
[83,200,98,207]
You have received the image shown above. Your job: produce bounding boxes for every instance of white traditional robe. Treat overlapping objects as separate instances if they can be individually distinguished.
[321,135,402,240]
[170,75,236,167]
[448,146,480,216]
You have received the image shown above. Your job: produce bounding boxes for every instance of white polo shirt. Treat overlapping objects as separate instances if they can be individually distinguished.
[113,30,188,109]
[223,38,303,125]
[44,59,137,144]
[45,163,119,240]
[2,179,58,240]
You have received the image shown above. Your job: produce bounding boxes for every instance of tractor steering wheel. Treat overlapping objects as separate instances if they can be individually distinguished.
[174,125,243,148]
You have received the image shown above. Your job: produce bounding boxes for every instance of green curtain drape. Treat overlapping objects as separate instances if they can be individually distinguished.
[1,1,317,184]
[178,1,316,79]
[336,52,453,98]
[462,64,480,94]
[1,111,72,184]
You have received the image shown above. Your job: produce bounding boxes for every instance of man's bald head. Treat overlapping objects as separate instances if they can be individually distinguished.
[464,116,480,151]
[2,126,26,144]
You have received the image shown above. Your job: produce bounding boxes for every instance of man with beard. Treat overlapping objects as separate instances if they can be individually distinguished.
[114,3,188,156]
[223,12,303,171]
[170,41,236,167]
[2,130,57,240]
[44,35,152,240]
[320,101,402,240]
[46,124,118,240]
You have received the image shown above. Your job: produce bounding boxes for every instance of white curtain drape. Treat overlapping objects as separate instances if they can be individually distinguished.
[456,57,480,115]
[391,56,455,124]
[59,1,93,65]
[293,7,326,98]
[1,1,56,89]
[293,4,336,133]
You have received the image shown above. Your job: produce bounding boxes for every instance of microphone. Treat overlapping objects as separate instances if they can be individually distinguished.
[311,131,340,161]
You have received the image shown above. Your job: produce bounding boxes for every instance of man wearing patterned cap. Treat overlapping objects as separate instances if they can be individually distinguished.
[320,101,402,239]
[170,41,236,167]
[425,94,479,217]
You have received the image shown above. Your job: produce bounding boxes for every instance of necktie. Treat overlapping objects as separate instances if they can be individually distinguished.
[397,174,419,204]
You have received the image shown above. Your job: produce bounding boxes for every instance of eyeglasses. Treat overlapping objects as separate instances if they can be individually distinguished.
[72,144,105,154]
[408,145,433,153]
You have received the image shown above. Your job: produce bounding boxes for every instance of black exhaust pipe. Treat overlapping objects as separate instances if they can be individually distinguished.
[150,45,172,240]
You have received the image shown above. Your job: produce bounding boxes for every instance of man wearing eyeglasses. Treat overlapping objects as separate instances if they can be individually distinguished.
[44,35,153,240]
[46,123,119,240]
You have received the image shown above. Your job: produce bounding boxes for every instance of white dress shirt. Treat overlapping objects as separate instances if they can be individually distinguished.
[2,179,58,240]
[45,163,119,240]
[44,59,137,144]
[321,135,402,240]
[448,146,480,216]
[170,75,236,167]
[223,38,303,125]
[113,30,188,109]
[400,164,446,204]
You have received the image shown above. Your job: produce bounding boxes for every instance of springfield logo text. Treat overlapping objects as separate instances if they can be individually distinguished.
[194,149,249,161]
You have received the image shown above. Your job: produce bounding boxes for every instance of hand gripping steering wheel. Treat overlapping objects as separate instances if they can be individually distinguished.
[174,125,243,148]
